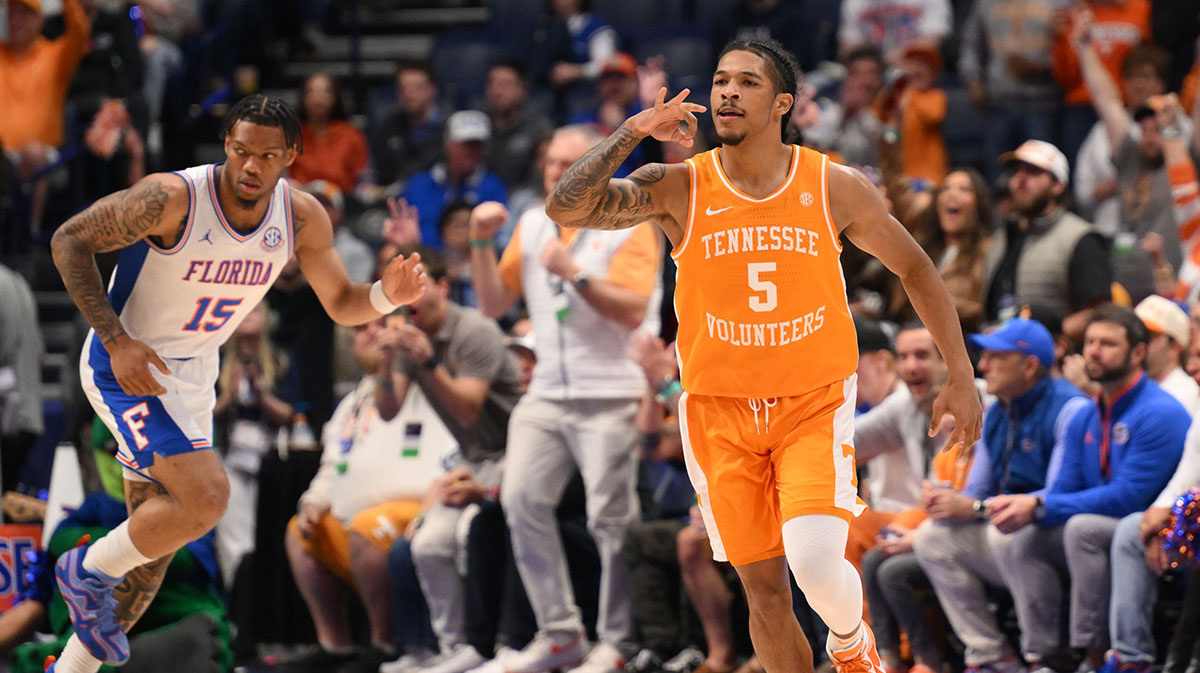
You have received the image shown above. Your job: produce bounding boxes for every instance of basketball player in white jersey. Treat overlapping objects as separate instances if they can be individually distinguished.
[45,95,426,673]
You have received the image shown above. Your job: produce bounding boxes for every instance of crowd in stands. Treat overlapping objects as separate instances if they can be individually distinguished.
[5,1,1200,673]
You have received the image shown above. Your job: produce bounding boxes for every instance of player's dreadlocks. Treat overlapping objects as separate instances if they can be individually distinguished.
[718,37,802,144]
[220,94,304,153]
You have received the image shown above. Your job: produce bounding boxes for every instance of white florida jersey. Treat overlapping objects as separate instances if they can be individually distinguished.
[100,164,294,361]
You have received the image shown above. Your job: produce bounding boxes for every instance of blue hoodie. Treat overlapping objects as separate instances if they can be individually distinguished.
[1043,372,1189,526]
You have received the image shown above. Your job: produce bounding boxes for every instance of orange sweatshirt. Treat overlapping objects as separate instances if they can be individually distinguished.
[901,87,948,185]
[0,0,91,149]
[1052,0,1151,106]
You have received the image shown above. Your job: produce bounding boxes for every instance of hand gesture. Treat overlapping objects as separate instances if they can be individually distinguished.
[382,197,421,248]
[630,88,707,148]
[440,468,485,507]
[469,201,509,240]
[628,332,678,385]
[385,321,434,364]
[1068,8,1094,50]
[108,336,171,396]
[929,374,981,455]
[986,494,1037,534]
[540,238,580,279]
[379,251,427,307]
[296,502,328,539]
[1152,93,1185,131]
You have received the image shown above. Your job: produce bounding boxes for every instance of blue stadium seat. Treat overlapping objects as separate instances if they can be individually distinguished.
[431,30,504,109]
[635,32,715,83]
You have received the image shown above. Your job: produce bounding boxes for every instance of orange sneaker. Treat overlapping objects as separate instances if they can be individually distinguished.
[827,624,887,673]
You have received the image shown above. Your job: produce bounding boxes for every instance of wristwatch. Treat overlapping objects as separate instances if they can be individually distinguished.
[972,499,987,520]
[423,353,439,371]
[1032,496,1046,521]
[571,270,591,291]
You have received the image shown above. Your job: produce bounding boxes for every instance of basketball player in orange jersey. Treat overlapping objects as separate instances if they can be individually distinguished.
[544,38,983,673]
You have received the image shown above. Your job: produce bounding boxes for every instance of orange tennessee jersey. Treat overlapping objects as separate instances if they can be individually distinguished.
[672,145,858,398]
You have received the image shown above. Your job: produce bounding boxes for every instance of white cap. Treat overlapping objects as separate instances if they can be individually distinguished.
[446,110,490,143]
[1135,295,1191,345]
[1000,139,1070,184]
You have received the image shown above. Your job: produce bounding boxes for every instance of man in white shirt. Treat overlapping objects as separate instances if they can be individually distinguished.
[1134,295,1200,415]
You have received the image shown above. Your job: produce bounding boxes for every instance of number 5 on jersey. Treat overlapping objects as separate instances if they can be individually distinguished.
[183,297,243,332]
[748,262,777,312]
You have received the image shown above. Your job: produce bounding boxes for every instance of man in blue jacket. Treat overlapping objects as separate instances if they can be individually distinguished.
[988,305,1188,673]
[914,317,1088,673]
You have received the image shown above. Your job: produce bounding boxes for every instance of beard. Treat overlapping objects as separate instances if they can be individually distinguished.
[1013,190,1053,218]
[1086,352,1134,384]
[716,129,747,146]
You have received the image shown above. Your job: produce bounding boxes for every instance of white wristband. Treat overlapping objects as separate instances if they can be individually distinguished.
[370,280,399,314]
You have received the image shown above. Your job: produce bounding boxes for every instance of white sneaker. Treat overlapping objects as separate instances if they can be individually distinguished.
[504,632,588,673]
[465,646,520,673]
[565,643,626,673]
[382,648,438,673]
[421,646,489,673]
[662,648,705,673]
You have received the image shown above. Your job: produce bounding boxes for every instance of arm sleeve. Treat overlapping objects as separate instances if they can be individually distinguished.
[57,0,92,77]
[1073,127,1114,212]
[853,392,908,463]
[1046,410,1088,499]
[1032,396,1089,496]
[497,223,524,294]
[580,26,618,79]
[1067,233,1114,310]
[448,317,508,382]
[1154,419,1200,507]
[1043,403,1189,525]
[1168,154,1200,245]
[962,426,996,500]
[606,223,660,295]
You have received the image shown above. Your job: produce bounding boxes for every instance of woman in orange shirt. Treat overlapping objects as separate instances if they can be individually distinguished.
[289,73,369,192]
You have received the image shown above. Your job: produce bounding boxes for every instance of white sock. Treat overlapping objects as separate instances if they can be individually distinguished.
[55,635,103,673]
[82,520,154,579]
[829,621,864,652]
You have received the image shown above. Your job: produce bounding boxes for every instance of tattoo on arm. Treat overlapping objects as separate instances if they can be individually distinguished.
[548,126,659,230]
[50,180,170,344]
[114,480,172,631]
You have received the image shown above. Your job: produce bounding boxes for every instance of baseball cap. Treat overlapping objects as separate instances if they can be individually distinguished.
[8,0,41,13]
[968,318,1055,367]
[900,43,942,74]
[1135,295,1190,344]
[1000,139,1069,185]
[505,332,536,358]
[302,179,344,212]
[445,110,490,143]
[601,52,638,78]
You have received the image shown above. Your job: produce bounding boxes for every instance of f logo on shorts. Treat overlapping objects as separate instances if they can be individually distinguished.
[122,403,152,450]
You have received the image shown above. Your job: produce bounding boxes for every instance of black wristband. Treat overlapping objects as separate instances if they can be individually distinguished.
[423,354,439,371]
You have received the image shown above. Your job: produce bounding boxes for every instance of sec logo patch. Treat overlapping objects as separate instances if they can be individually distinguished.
[261,226,284,252]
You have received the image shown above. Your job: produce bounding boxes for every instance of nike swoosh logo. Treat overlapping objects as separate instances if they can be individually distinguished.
[706,205,733,216]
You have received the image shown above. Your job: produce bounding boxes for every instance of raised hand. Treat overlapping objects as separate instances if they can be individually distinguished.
[380,251,427,307]
[630,87,707,148]
[469,201,510,240]
[382,197,421,248]
[108,336,171,396]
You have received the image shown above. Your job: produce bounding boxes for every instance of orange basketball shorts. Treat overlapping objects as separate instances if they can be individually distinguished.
[679,375,866,566]
[287,500,422,584]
